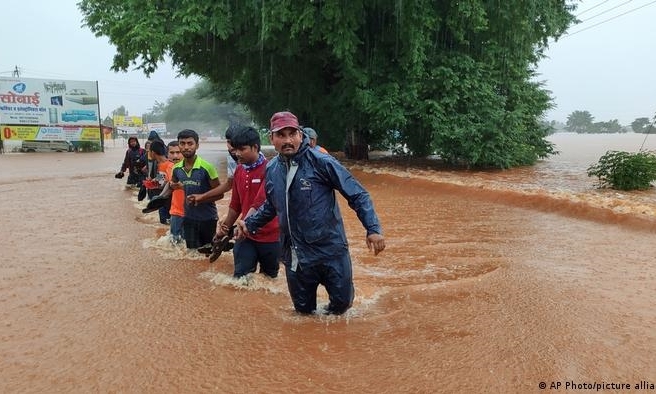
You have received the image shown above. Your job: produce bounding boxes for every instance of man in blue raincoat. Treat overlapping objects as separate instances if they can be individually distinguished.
[235,111,385,315]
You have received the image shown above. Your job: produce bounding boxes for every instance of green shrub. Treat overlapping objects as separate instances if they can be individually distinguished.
[587,150,656,190]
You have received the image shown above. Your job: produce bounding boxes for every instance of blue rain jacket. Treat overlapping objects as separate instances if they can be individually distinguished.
[245,140,382,268]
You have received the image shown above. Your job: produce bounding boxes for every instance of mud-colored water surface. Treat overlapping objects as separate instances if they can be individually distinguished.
[1,133,655,393]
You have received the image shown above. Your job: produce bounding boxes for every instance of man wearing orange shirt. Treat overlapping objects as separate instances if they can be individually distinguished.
[166,141,185,244]
[147,140,174,225]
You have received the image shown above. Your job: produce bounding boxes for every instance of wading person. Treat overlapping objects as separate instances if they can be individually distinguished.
[186,124,239,205]
[115,136,146,186]
[170,129,221,250]
[235,111,385,315]
[303,127,328,154]
[146,140,173,225]
[166,141,185,244]
[216,125,279,278]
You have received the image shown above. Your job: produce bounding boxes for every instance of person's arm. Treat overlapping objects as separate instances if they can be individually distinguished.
[192,177,231,203]
[239,190,276,239]
[119,150,130,173]
[324,158,381,233]
[217,207,239,237]
[323,157,386,255]
[242,186,265,219]
[203,156,236,202]
[156,163,175,197]
[217,170,243,237]
[169,167,183,191]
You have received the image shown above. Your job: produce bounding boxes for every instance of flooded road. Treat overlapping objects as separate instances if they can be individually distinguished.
[1,133,655,393]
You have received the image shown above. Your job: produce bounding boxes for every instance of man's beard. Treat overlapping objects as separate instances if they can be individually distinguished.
[280,144,297,158]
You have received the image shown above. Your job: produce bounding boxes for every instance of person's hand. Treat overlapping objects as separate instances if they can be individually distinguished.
[169,181,182,190]
[214,221,229,240]
[187,192,208,206]
[143,179,160,189]
[186,194,201,206]
[234,220,247,240]
[366,233,385,256]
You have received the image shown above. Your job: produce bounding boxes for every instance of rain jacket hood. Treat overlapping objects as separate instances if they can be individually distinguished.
[148,130,162,142]
[128,136,141,150]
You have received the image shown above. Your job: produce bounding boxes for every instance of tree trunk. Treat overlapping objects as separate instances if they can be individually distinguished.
[344,129,369,160]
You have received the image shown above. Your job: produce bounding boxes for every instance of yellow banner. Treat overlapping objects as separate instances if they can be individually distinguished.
[113,115,143,127]
[1,125,100,141]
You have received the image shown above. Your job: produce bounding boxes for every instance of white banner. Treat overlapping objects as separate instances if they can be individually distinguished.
[146,122,167,135]
[0,77,100,128]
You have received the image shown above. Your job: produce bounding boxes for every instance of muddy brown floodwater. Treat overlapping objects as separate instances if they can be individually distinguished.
[1,133,655,393]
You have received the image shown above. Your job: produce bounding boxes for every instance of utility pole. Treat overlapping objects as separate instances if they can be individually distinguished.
[12,65,20,78]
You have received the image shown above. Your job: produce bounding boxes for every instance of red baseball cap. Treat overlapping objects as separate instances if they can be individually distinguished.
[270,111,301,132]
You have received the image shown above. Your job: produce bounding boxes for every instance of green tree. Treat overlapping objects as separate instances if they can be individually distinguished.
[631,117,652,133]
[142,101,167,124]
[155,81,252,136]
[80,0,576,167]
[565,110,594,133]
[592,119,623,134]
[111,106,128,117]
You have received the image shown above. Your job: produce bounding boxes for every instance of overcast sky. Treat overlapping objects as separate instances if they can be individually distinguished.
[0,0,200,120]
[1,0,654,125]
[536,0,656,124]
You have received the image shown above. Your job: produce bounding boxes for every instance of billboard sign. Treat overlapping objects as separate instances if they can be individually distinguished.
[146,122,167,136]
[113,115,143,135]
[0,77,100,141]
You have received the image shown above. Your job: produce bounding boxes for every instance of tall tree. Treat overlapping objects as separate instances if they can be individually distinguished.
[631,117,652,134]
[565,110,594,133]
[157,81,252,135]
[80,0,576,167]
[594,119,623,134]
[111,106,127,117]
[142,101,167,124]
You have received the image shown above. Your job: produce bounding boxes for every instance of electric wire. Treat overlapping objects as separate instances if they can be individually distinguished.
[579,0,633,23]
[638,114,656,151]
[566,0,656,37]
[576,0,612,16]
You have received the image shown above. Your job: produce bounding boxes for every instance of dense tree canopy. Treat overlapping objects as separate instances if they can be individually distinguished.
[80,0,576,167]
[565,111,626,134]
[150,81,252,135]
[631,117,652,134]
[565,110,594,133]
[592,119,623,134]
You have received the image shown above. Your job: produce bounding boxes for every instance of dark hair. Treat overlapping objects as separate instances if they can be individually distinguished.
[225,124,239,142]
[230,125,261,150]
[167,141,179,148]
[148,130,162,142]
[177,129,198,143]
[127,136,140,148]
[150,140,167,156]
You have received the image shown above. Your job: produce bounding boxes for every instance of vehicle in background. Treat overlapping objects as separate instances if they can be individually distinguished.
[20,140,75,153]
